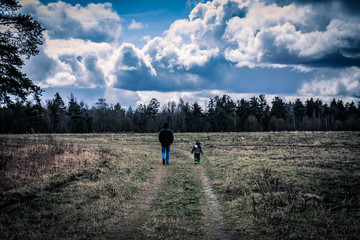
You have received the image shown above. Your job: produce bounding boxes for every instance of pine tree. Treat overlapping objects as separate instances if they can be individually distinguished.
[0,0,44,104]
[293,99,305,128]
[24,94,44,132]
[47,92,66,132]
[271,96,286,120]
[191,102,203,132]
[67,94,89,133]
[236,98,250,131]
[94,98,108,132]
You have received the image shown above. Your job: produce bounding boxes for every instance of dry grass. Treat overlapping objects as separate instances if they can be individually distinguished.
[0,132,359,239]
[0,135,104,191]
[0,133,160,240]
[180,132,360,240]
[133,149,205,239]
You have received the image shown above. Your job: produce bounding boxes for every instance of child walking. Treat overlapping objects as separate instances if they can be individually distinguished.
[191,140,203,164]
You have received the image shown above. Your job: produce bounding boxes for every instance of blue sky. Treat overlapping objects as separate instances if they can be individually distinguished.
[20,0,360,109]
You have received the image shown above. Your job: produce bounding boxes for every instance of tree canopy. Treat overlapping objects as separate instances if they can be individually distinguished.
[0,0,44,105]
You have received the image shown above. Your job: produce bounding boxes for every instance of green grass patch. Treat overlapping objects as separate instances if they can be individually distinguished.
[132,149,206,239]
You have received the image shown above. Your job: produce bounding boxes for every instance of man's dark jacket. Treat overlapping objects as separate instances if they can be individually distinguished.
[158,128,174,147]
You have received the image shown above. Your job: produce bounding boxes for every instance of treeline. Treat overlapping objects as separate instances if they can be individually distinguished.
[1,93,360,133]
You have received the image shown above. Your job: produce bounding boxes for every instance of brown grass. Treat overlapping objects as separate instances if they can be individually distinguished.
[188,131,360,239]
[0,133,162,240]
[0,135,104,191]
[0,132,359,239]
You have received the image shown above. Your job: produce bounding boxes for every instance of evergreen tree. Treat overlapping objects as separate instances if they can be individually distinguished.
[93,98,108,132]
[293,99,305,127]
[271,96,286,120]
[67,94,90,133]
[207,95,236,131]
[336,100,346,121]
[305,98,322,119]
[0,0,44,104]
[258,94,270,131]
[146,98,160,118]
[182,102,192,132]
[236,98,250,131]
[113,103,125,132]
[269,97,287,131]
[82,102,93,133]
[171,98,184,132]
[24,95,45,132]
[321,103,330,130]
[346,101,358,118]
[206,98,217,131]
[191,102,203,132]
[249,96,260,119]
[329,99,339,129]
[47,92,66,132]
[146,98,160,132]
[133,104,147,132]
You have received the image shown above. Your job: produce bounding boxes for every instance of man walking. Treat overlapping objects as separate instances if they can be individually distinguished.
[158,123,174,165]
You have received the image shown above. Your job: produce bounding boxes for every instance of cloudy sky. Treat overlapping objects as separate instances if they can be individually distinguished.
[20,0,360,109]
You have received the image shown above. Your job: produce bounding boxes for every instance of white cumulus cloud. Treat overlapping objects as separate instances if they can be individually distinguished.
[20,0,122,42]
[21,0,360,102]
[128,20,147,30]
[298,67,360,97]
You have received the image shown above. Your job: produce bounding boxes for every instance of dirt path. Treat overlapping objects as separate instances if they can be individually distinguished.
[184,152,231,240]
[108,150,230,239]
[108,163,168,239]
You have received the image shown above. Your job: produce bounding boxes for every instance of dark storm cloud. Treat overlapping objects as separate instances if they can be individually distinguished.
[82,55,106,86]
[111,44,157,90]
[257,23,360,68]
[54,54,104,86]
[23,46,58,84]
[267,0,360,14]
[301,53,360,68]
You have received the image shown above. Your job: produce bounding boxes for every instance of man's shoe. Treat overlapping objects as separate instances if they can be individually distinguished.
[166,162,169,165]
[195,161,198,164]
[163,159,165,165]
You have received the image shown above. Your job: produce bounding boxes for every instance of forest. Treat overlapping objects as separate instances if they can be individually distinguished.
[1,93,360,133]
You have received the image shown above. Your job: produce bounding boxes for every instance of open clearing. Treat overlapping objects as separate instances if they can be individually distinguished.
[0,132,359,239]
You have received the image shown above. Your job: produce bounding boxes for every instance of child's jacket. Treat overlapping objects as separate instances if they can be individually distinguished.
[191,143,203,155]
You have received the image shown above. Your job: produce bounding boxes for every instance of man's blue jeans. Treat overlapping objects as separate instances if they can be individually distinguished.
[161,146,170,164]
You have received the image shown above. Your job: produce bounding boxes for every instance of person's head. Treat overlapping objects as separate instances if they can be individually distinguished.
[163,123,169,129]
[196,140,200,143]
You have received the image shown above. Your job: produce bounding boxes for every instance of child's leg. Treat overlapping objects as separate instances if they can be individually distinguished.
[194,153,200,163]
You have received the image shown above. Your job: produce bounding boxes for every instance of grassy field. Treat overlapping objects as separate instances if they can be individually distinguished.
[0,132,359,239]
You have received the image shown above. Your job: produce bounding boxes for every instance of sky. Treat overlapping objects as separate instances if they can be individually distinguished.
[19,0,360,109]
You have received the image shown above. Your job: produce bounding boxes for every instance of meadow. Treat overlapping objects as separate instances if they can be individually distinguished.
[0,132,359,239]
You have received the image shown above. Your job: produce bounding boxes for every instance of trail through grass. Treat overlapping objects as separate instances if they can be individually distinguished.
[1,132,359,239]
[182,151,231,240]
[109,148,209,239]
[108,160,168,239]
